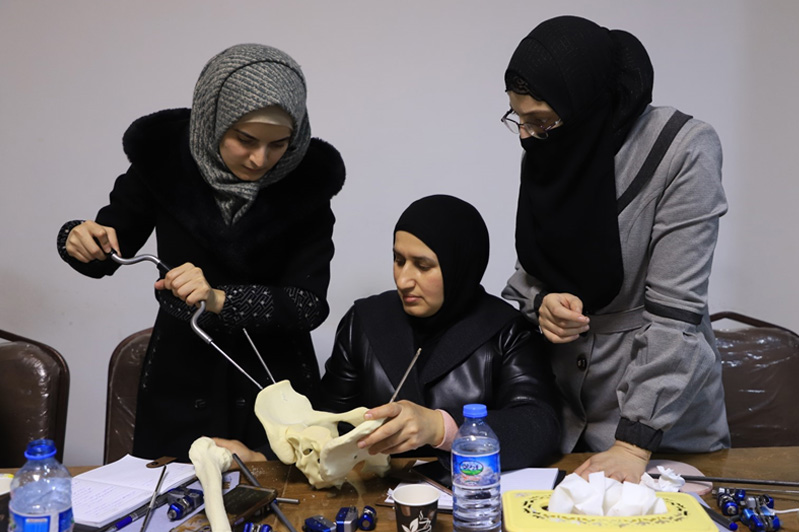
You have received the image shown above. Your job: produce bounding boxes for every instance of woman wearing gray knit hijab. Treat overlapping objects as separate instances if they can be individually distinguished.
[190,44,312,225]
[56,44,345,460]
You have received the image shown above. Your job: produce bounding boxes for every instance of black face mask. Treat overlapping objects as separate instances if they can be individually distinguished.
[513,99,624,314]
[505,15,651,313]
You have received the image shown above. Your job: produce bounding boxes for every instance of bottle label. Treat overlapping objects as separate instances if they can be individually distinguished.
[10,508,73,532]
[452,452,500,487]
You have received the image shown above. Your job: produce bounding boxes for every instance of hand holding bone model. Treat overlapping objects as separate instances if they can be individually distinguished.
[359,400,445,455]
[189,436,233,532]
[190,378,391,532]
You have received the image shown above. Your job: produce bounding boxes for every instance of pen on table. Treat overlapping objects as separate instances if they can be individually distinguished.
[232,453,298,532]
[703,505,738,531]
[101,502,153,532]
[100,474,198,532]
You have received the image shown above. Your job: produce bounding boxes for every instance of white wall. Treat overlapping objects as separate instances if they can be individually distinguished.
[1,1,797,466]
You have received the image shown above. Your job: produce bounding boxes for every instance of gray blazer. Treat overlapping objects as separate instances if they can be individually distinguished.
[503,105,731,454]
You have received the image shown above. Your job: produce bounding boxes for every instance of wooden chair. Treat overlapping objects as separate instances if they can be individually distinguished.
[712,312,799,447]
[0,330,70,467]
[104,328,151,464]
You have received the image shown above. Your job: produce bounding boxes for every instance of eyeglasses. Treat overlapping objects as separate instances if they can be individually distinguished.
[501,109,562,139]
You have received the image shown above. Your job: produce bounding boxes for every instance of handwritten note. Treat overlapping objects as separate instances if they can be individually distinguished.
[72,455,195,527]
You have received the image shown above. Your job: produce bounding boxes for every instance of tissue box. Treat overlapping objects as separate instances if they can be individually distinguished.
[502,490,716,531]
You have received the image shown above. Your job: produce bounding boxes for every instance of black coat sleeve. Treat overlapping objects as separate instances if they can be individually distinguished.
[317,306,371,412]
[480,318,561,469]
[56,166,158,278]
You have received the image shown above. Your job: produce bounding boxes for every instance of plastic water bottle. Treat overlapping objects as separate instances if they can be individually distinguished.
[451,404,501,532]
[9,439,74,532]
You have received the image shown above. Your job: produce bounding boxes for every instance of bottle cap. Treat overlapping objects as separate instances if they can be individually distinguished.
[462,404,487,418]
[24,439,57,460]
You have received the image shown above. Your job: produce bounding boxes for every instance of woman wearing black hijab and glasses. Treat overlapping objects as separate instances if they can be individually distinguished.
[501,16,729,482]
[218,195,561,470]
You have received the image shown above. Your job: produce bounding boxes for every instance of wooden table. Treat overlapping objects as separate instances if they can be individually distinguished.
[4,447,799,531]
[239,447,799,532]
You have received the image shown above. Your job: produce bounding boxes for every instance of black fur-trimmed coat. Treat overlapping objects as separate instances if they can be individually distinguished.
[61,108,345,460]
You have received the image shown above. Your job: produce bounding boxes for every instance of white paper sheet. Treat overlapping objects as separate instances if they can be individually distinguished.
[388,467,560,511]
[72,455,196,527]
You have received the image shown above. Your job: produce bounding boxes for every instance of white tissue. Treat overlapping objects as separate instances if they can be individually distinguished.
[641,466,686,492]
[548,471,669,516]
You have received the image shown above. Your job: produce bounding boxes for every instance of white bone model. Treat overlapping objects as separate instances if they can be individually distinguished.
[189,436,233,532]
[255,380,390,489]
[187,381,391,531]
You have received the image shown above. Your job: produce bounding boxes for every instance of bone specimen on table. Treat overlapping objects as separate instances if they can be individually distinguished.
[255,380,390,488]
[189,436,233,532]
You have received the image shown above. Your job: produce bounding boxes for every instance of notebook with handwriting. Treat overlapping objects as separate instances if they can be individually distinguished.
[72,455,195,528]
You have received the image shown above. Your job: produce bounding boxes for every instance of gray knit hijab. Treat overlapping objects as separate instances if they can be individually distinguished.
[189,44,311,225]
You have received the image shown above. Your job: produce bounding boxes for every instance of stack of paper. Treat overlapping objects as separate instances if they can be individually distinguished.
[388,467,560,511]
[72,455,195,528]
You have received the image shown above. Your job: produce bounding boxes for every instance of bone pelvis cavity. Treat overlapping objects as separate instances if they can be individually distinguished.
[255,380,390,488]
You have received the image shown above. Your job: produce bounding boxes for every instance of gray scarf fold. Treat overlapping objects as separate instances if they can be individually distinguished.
[189,44,311,225]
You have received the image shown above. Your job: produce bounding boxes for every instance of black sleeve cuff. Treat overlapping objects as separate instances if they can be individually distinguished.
[615,417,663,452]
[56,220,85,262]
[533,290,549,317]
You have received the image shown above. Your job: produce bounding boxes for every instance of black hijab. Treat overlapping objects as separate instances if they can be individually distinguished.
[505,15,654,313]
[353,195,519,396]
[394,195,490,342]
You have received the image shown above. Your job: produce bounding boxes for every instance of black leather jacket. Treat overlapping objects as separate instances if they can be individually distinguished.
[318,291,561,470]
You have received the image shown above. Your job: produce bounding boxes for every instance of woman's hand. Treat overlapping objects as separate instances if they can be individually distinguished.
[65,220,119,262]
[154,262,226,314]
[538,292,590,343]
[358,400,444,455]
[211,437,267,462]
[572,441,651,483]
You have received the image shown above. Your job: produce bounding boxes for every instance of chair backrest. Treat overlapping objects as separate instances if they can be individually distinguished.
[712,312,799,447]
[104,328,151,464]
[0,330,70,467]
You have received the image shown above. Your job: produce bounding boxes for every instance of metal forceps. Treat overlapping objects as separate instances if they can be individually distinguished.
[109,251,273,389]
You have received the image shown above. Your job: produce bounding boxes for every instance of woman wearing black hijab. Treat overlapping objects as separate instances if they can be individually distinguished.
[321,195,561,469]
[217,195,560,468]
[501,16,729,481]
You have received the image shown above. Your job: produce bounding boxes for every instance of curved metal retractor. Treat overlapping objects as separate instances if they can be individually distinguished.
[109,249,171,276]
[191,302,265,390]
[110,249,267,389]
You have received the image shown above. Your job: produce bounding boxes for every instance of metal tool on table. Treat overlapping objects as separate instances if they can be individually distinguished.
[140,465,167,532]
[650,472,799,488]
[232,453,298,532]
[109,250,275,389]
